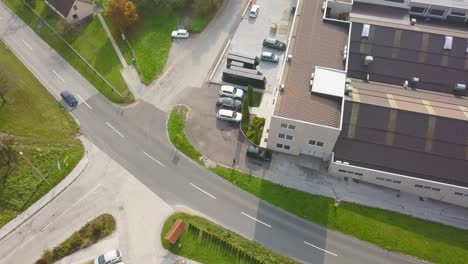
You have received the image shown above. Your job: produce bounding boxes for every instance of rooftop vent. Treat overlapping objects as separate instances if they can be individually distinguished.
[364,55,373,66]
[286,55,293,63]
[361,24,370,38]
[444,36,453,50]
[454,83,466,93]
[280,84,285,91]
[410,18,417,25]
[466,40,468,53]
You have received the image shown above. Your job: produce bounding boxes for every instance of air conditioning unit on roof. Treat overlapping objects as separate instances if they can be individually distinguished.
[454,83,466,93]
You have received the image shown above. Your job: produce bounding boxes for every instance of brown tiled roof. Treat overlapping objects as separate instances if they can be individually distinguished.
[276,0,348,128]
[46,0,76,17]
[335,101,468,187]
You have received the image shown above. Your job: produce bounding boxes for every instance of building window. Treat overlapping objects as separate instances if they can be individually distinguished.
[339,169,347,173]
[278,133,285,139]
[376,177,385,181]
[73,14,79,19]
[393,180,401,184]
[316,141,324,147]
[276,143,283,148]
[284,145,291,150]
[451,11,466,16]
[429,9,445,16]
[286,135,293,140]
[415,184,423,188]
[355,173,363,176]
[454,192,463,196]
[308,140,316,145]
[431,188,440,191]
[410,6,425,13]
[423,186,431,189]
[288,124,296,129]
[280,123,288,128]
[384,0,404,3]
[73,5,78,10]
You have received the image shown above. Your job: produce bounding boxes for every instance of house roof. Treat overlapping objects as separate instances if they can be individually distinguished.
[274,0,349,128]
[334,101,468,187]
[46,0,76,17]
[348,22,468,96]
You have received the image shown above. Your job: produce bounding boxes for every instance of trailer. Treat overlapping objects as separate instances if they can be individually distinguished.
[226,54,257,69]
[222,68,266,89]
[228,51,260,65]
[228,65,262,75]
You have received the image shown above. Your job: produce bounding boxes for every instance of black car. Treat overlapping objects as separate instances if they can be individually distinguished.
[60,90,78,107]
[216,97,242,110]
[246,145,272,161]
[263,38,287,51]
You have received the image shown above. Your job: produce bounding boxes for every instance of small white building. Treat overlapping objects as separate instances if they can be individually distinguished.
[45,0,95,23]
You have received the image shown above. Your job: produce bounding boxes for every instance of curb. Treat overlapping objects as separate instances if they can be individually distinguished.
[0,139,90,241]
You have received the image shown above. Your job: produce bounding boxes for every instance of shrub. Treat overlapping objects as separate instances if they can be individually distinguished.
[247,85,254,107]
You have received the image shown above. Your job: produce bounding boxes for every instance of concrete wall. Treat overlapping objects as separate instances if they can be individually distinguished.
[354,0,410,9]
[65,0,94,23]
[328,1,353,18]
[329,157,468,208]
[266,115,341,160]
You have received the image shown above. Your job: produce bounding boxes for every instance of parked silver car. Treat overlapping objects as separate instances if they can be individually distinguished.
[94,249,122,264]
[216,97,242,110]
[219,85,244,99]
[216,109,242,123]
[171,29,189,39]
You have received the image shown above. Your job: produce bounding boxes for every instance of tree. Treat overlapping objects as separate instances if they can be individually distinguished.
[0,133,17,170]
[106,0,139,30]
[242,95,250,123]
[56,19,78,38]
[0,67,12,105]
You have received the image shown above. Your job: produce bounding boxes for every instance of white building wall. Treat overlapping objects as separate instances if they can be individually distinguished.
[354,0,410,9]
[329,157,468,208]
[267,115,341,161]
[65,0,95,23]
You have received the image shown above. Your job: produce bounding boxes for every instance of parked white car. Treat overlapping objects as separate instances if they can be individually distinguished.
[219,85,244,99]
[249,5,260,18]
[94,249,122,264]
[171,29,189,39]
[217,109,242,123]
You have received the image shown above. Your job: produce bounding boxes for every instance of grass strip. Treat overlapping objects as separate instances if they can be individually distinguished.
[35,214,116,264]
[0,41,84,228]
[209,165,468,264]
[161,212,297,264]
[167,106,202,163]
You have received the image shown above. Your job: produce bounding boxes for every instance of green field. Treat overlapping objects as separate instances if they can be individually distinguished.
[162,212,297,264]
[3,0,131,103]
[167,106,202,163]
[0,42,84,228]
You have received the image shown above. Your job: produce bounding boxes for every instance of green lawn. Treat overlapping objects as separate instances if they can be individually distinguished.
[251,91,263,107]
[167,106,202,163]
[3,0,132,103]
[0,42,84,228]
[210,165,468,264]
[241,117,265,145]
[161,212,297,264]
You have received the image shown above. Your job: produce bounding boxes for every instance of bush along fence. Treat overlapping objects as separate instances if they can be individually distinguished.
[10,1,130,102]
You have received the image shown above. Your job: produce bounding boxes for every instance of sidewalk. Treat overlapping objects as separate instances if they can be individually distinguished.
[0,137,89,241]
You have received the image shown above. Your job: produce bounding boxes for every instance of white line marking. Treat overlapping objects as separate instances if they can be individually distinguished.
[22,39,32,50]
[242,0,251,17]
[209,39,231,81]
[77,95,92,109]
[190,183,216,199]
[106,122,124,138]
[304,241,338,256]
[241,212,272,228]
[3,185,102,260]
[52,69,65,82]
[143,151,166,167]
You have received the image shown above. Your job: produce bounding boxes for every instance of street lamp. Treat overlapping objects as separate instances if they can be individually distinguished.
[19,151,50,185]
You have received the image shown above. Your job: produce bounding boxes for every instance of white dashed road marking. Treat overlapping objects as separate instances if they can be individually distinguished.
[304,241,338,256]
[143,151,166,167]
[52,69,65,82]
[106,122,124,138]
[190,183,216,199]
[77,95,92,110]
[22,39,32,50]
[241,212,272,228]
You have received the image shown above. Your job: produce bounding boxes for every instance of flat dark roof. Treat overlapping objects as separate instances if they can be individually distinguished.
[348,22,468,96]
[275,0,348,128]
[334,101,468,187]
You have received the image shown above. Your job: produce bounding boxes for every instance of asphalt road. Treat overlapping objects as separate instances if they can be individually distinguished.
[0,2,423,264]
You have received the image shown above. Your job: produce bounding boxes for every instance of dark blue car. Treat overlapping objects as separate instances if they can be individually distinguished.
[60,90,78,107]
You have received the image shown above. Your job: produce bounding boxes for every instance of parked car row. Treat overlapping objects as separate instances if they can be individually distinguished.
[260,38,287,64]
[216,85,244,123]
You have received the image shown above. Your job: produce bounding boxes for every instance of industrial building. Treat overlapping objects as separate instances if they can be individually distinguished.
[264,0,468,207]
